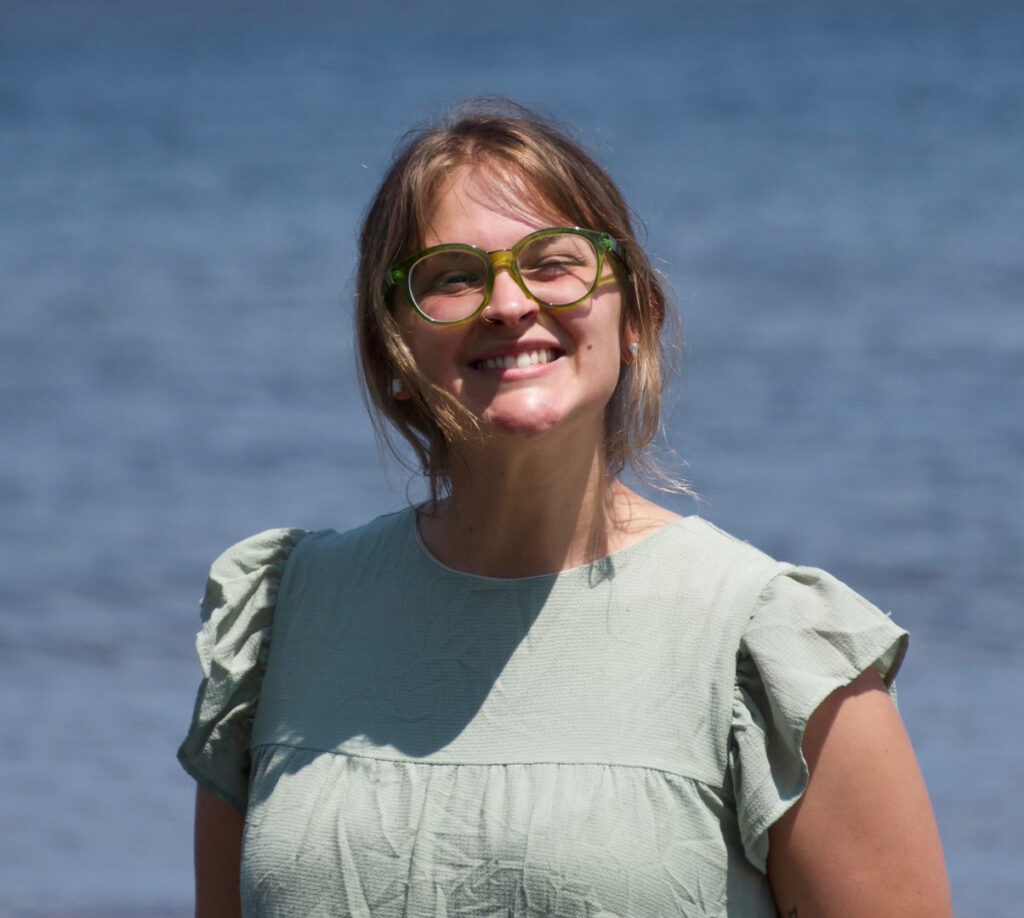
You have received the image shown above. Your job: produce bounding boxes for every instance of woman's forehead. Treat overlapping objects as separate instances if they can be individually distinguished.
[421,163,567,243]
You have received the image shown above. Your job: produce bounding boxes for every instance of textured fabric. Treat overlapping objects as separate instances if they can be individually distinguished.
[179,509,908,917]
[178,527,307,811]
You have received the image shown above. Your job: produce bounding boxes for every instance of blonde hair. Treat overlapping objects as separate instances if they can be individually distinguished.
[356,99,678,499]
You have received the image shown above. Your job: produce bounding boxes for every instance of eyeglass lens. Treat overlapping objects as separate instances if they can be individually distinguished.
[408,232,600,323]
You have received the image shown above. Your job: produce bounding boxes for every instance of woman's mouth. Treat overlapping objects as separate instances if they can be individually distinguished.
[473,348,561,371]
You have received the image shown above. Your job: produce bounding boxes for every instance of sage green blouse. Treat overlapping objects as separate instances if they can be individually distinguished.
[179,509,907,917]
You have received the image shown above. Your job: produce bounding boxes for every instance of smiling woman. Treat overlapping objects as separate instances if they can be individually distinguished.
[357,108,671,508]
[392,170,629,465]
[178,99,953,917]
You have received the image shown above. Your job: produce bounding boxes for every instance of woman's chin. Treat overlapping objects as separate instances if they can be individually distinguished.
[477,408,562,440]
[473,396,603,444]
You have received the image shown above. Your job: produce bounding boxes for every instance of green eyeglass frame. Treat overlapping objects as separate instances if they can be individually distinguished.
[386,226,626,326]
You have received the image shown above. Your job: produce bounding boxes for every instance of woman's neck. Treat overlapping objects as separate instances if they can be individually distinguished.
[418,435,680,578]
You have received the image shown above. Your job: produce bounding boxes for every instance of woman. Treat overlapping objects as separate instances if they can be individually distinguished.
[180,102,953,917]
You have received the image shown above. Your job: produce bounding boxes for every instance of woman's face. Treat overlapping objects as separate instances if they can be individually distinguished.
[396,165,628,447]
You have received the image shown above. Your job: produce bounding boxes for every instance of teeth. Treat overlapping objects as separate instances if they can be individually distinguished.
[479,349,557,371]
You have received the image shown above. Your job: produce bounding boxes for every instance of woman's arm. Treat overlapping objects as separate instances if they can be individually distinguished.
[767,668,953,917]
[194,784,245,918]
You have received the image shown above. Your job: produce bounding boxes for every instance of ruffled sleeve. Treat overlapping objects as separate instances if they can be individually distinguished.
[729,565,908,872]
[177,528,307,812]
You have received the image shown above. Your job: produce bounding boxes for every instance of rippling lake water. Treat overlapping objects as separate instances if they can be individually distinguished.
[1,1,1021,914]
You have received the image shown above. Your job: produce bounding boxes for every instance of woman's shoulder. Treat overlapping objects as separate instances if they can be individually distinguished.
[281,506,418,566]
[645,517,905,657]
[678,519,901,631]
[206,527,310,582]
[615,489,784,585]
[645,515,788,598]
[181,528,312,810]
[209,507,417,572]
[670,515,778,563]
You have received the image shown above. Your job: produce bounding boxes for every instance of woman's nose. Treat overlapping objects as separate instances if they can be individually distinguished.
[480,269,539,326]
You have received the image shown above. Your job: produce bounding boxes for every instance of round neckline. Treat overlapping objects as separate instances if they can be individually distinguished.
[408,506,702,584]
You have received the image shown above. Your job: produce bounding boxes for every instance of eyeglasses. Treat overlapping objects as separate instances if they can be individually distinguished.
[386,227,625,326]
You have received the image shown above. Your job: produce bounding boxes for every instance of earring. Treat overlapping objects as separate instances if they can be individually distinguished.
[390,378,409,400]
[625,342,639,363]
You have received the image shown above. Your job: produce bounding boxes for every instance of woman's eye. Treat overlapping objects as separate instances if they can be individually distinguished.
[430,271,479,290]
[523,257,585,276]
[411,251,488,298]
[417,270,485,299]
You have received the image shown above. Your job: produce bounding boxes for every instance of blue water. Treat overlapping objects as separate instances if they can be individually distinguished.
[1,1,1021,914]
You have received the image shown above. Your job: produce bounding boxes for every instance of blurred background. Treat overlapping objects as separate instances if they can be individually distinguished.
[1,0,1021,914]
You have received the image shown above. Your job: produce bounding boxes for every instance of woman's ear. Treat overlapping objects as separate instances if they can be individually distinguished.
[622,320,640,364]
